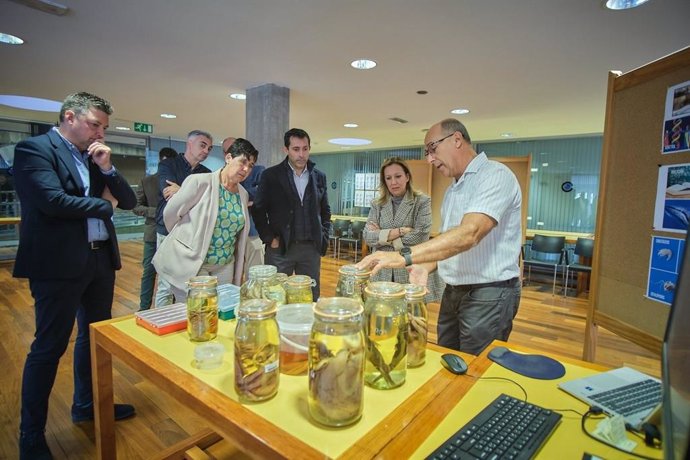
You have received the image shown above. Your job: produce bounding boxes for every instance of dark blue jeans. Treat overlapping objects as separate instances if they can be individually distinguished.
[437,277,521,355]
[139,240,157,310]
[20,247,114,436]
[265,241,321,299]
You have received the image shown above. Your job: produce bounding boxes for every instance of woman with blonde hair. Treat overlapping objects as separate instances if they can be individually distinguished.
[363,157,444,301]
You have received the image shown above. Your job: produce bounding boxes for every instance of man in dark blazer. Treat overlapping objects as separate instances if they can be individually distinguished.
[13,92,137,459]
[252,128,331,299]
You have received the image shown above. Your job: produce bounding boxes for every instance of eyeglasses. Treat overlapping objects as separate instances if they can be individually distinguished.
[424,132,454,157]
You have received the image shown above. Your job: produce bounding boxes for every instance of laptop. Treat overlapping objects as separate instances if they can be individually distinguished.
[558,366,662,430]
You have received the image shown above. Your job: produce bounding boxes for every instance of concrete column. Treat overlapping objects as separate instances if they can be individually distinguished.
[246,84,289,168]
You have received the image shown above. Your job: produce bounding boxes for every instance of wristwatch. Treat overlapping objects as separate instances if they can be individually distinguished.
[400,247,413,267]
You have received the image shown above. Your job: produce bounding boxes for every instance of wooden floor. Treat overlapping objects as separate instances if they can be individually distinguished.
[0,240,660,459]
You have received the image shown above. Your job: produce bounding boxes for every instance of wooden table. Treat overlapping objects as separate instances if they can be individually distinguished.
[90,316,476,459]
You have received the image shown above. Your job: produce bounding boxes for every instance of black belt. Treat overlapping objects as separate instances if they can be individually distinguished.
[89,240,110,250]
[447,277,519,290]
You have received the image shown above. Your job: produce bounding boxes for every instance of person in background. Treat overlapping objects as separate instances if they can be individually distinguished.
[356,118,522,355]
[132,147,177,310]
[153,130,212,307]
[362,157,444,302]
[153,138,256,301]
[252,128,331,299]
[240,160,266,279]
[12,92,137,459]
[221,136,236,154]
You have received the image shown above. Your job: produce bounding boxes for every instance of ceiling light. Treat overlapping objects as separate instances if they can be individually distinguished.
[160,113,176,119]
[604,0,650,10]
[450,108,470,115]
[0,95,61,111]
[531,168,539,172]
[229,93,246,100]
[328,138,372,146]
[500,133,513,138]
[115,126,131,131]
[350,59,376,70]
[0,33,24,45]
[542,163,549,167]
[344,123,358,128]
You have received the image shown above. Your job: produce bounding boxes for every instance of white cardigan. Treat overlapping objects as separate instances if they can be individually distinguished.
[152,170,250,291]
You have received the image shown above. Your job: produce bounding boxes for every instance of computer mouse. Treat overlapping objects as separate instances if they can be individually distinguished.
[441,353,468,375]
[488,346,509,360]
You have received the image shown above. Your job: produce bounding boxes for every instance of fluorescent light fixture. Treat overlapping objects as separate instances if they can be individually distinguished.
[0,95,61,112]
[229,93,246,100]
[0,33,24,45]
[344,123,358,128]
[115,126,131,131]
[350,59,376,70]
[536,221,545,226]
[450,108,470,115]
[604,0,650,9]
[328,138,372,146]
[542,163,549,167]
[531,168,539,172]
[160,113,177,119]
[500,132,513,138]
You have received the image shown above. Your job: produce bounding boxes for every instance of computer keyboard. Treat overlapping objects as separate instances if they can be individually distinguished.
[425,394,562,460]
[588,379,661,416]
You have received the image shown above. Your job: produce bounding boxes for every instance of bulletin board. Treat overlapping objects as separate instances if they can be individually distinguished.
[584,47,690,360]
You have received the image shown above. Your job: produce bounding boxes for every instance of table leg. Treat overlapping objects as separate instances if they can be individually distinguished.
[91,330,116,460]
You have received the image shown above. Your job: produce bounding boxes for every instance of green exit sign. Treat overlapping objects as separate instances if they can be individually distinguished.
[134,122,153,134]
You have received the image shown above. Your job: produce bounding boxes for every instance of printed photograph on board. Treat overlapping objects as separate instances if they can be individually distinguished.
[654,163,690,233]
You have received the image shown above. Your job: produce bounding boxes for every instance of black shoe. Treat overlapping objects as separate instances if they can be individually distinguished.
[71,403,136,423]
[19,432,53,460]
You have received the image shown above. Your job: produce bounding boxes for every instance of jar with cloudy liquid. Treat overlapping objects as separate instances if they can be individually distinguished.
[284,274,315,304]
[334,265,371,304]
[186,276,219,342]
[234,299,280,402]
[403,284,428,367]
[308,297,365,427]
[240,265,286,307]
[363,282,408,390]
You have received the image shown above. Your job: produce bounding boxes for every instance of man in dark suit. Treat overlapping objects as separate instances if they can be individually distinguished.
[132,147,177,310]
[13,92,137,459]
[252,128,331,299]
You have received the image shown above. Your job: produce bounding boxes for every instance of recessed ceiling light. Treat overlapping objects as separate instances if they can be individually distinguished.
[0,95,61,112]
[115,126,131,131]
[328,138,372,146]
[604,0,650,10]
[229,93,246,100]
[160,113,177,119]
[500,133,513,138]
[450,108,470,115]
[531,168,539,172]
[344,123,358,128]
[350,59,377,70]
[542,163,549,167]
[0,33,24,45]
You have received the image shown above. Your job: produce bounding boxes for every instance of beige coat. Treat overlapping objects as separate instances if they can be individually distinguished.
[152,170,249,291]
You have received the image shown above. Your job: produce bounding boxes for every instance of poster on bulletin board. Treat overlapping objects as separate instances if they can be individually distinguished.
[653,162,690,233]
[646,236,685,305]
[662,80,690,154]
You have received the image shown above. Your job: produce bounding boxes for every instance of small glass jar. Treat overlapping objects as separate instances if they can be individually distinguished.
[234,299,280,402]
[186,276,219,342]
[403,284,428,368]
[363,282,408,389]
[240,265,280,303]
[264,272,287,307]
[308,297,365,427]
[285,275,315,304]
[335,265,371,304]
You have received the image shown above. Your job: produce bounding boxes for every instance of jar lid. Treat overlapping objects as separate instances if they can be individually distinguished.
[187,275,218,288]
[286,275,313,287]
[364,281,405,299]
[248,264,278,280]
[314,297,363,320]
[338,264,371,278]
[403,283,426,299]
[276,303,315,333]
[236,298,277,318]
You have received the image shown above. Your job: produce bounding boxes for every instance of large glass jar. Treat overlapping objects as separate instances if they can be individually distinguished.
[240,265,285,307]
[285,275,315,304]
[363,282,408,390]
[186,276,219,342]
[234,299,280,402]
[335,265,371,304]
[265,272,287,307]
[308,297,365,427]
[403,284,428,368]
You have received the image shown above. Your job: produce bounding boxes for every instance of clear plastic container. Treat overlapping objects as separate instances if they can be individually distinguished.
[403,284,428,368]
[186,276,219,342]
[308,297,365,427]
[334,264,371,304]
[193,342,225,370]
[234,299,280,402]
[363,282,408,389]
[284,275,315,304]
[276,303,314,375]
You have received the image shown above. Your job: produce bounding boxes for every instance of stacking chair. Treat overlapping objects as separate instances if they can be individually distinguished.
[328,219,350,258]
[564,237,594,298]
[338,220,366,262]
[523,234,566,296]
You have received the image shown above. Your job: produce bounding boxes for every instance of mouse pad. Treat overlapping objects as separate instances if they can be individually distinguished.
[487,346,565,380]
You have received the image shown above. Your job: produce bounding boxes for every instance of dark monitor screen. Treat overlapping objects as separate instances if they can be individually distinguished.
[662,232,690,460]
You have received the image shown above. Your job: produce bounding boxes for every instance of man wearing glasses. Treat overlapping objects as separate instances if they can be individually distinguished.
[357,118,522,355]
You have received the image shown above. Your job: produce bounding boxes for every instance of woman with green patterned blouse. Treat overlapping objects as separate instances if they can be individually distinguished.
[153,139,258,303]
